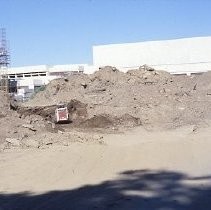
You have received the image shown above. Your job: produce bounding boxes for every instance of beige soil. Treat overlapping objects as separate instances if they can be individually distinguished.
[0,126,211,209]
[22,67,211,130]
[1,67,211,150]
[1,67,211,209]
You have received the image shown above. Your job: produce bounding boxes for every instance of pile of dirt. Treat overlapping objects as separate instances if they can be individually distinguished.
[0,91,53,150]
[16,99,88,124]
[22,66,211,130]
[79,114,141,129]
[0,111,48,149]
[1,66,211,151]
[0,94,105,151]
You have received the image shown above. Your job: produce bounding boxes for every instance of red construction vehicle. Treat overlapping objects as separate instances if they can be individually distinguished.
[55,103,69,123]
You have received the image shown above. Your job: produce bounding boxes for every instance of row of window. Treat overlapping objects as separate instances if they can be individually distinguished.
[8,72,47,79]
[6,70,84,79]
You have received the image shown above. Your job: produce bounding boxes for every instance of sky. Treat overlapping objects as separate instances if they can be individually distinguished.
[1,0,211,67]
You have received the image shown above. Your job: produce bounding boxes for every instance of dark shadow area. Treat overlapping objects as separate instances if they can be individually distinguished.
[1,169,211,210]
[56,120,72,124]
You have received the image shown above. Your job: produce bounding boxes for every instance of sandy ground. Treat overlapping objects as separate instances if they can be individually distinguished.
[1,69,211,209]
[0,126,211,210]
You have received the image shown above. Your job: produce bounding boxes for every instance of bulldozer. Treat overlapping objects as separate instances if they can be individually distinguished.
[54,103,69,123]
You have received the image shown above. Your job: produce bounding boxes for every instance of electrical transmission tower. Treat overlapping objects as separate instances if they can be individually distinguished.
[0,28,10,69]
[0,28,10,92]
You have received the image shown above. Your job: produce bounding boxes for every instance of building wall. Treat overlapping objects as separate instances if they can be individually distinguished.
[1,64,89,101]
[93,36,211,73]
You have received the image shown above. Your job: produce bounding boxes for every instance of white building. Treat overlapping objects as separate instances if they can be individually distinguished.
[93,36,211,74]
[0,64,97,100]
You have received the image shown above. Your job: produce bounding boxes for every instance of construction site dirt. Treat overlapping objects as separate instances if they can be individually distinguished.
[2,67,211,210]
[1,66,211,150]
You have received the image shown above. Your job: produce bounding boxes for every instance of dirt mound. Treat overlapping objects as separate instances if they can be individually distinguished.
[115,114,141,128]
[22,67,211,130]
[79,114,141,129]
[0,91,49,150]
[17,99,87,125]
[1,66,211,150]
[80,115,113,129]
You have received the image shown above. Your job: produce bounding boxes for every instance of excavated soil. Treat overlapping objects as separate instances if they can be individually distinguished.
[1,66,211,150]
[22,66,211,130]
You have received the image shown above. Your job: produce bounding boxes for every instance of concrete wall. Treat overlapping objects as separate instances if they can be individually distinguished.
[93,36,211,74]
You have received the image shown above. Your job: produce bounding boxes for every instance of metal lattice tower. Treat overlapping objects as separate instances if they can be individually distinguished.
[0,28,10,92]
[0,28,10,69]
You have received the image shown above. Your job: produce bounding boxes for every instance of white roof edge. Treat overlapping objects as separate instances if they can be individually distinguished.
[9,64,89,69]
[5,64,90,75]
[93,36,211,48]
[9,65,47,69]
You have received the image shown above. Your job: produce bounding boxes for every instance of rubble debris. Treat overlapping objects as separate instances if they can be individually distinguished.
[22,138,40,148]
[139,64,155,71]
[192,125,198,132]
[22,124,37,131]
[81,82,87,89]
[5,138,20,146]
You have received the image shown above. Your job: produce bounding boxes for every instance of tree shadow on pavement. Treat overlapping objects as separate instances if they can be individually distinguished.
[1,169,211,210]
